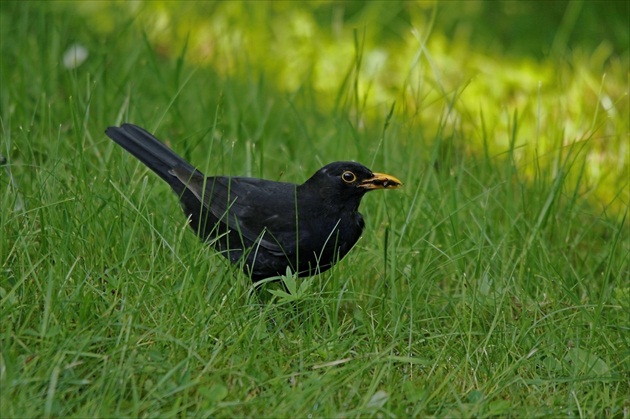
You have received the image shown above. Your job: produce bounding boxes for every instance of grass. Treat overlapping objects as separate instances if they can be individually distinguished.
[1,1,628,417]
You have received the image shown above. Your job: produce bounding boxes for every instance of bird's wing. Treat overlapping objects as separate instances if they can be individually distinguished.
[170,169,300,256]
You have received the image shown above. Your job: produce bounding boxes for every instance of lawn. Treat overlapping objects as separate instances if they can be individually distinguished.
[1,1,628,417]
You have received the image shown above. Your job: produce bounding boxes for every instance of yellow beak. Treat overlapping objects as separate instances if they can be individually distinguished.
[358,172,403,190]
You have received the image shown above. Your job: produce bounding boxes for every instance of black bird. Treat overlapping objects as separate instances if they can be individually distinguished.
[105,124,402,281]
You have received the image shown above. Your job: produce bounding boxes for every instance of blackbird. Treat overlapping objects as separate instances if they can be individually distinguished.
[105,123,402,281]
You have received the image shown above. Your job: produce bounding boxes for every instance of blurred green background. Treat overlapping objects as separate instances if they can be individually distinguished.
[3,0,628,211]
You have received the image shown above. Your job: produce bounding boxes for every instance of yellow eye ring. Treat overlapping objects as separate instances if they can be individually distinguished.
[341,171,357,183]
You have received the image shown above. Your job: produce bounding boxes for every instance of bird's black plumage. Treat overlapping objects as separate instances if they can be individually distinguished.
[105,123,401,281]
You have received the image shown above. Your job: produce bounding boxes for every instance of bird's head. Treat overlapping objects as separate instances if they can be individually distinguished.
[301,161,402,209]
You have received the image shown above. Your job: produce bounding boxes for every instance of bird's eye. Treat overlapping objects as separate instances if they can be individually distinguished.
[341,171,357,183]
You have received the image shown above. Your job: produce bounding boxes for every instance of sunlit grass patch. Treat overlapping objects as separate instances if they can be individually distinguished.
[69,1,628,214]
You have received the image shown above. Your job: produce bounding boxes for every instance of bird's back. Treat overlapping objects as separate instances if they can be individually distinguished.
[198,176,365,279]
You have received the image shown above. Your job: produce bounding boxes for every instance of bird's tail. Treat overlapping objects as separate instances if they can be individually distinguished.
[105,123,199,195]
